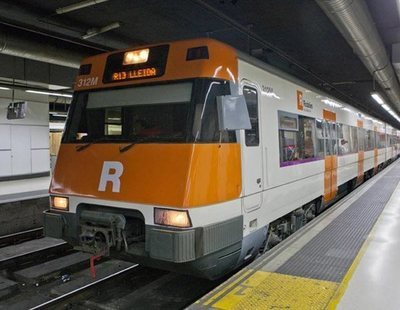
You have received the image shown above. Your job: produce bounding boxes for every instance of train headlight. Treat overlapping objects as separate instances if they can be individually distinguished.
[51,196,69,211]
[154,208,192,228]
[123,48,149,65]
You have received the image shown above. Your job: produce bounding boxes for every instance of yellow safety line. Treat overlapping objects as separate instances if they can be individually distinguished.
[201,269,253,306]
[212,271,338,309]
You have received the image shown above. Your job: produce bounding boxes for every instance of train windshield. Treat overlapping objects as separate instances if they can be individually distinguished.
[63,79,235,144]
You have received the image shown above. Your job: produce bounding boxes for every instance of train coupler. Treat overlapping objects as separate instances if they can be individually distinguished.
[78,210,128,256]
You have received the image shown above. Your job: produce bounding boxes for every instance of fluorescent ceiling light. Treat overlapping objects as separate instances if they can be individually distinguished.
[26,90,73,98]
[0,86,10,90]
[82,22,121,39]
[382,103,391,111]
[371,92,384,105]
[321,99,342,108]
[56,0,108,15]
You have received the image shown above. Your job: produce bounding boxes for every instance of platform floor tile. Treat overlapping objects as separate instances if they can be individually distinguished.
[210,270,338,310]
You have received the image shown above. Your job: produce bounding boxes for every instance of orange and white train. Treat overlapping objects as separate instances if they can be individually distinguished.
[44,38,400,279]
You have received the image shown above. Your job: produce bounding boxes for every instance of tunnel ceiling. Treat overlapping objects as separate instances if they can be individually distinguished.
[0,0,399,127]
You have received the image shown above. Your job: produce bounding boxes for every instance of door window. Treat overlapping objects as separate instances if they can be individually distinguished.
[243,87,259,146]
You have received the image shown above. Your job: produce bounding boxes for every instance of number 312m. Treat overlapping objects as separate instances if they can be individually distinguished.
[77,77,98,87]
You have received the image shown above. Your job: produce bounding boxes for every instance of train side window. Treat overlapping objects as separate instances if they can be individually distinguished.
[324,121,332,156]
[378,132,386,148]
[315,119,325,158]
[330,123,337,155]
[301,117,316,159]
[279,111,299,163]
[358,128,365,151]
[365,130,374,151]
[350,126,359,153]
[338,124,351,155]
[243,87,259,146]
[278,111,317,165]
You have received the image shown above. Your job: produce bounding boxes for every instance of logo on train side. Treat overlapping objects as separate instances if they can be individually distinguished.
[297,90,313,112]
[98,161,124,193]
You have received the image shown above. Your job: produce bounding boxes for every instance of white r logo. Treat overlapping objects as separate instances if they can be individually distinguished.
[98,161,124,193]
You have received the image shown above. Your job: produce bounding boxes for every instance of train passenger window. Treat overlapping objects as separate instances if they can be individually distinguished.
[243,87,259,146]
[302,117,316,158]
[365,130,375,151]
[278,111,317,165]
[358,128,365,151]
[376,132,385,149]
[330,123,337,155]
[390,135,394,146]
[323,122,332,156]
[380,133,387,148]
[315,119,325,158]
[337,124,351,155]
[350,126,359,153]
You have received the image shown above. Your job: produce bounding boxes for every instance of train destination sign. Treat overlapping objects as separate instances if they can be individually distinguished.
[111,67,158,81]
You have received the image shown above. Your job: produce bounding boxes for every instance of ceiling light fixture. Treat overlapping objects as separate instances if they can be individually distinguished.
[56,0,108,15]
[371,92,384,105]
[82,22,121,40]
[0,86,10,90]
[25,90,73,98]
[381,103,391,111]
[321,98,343,108]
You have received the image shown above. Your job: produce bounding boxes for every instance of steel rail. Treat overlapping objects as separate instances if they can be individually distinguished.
[0,227,43,247]
[29,264,139,310]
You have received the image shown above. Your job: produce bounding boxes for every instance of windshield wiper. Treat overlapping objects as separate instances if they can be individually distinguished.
[119,142,136,153]
[119,136,160,153]
[75,137,109,152]
[119,135,185,153]
[76,143,92,152]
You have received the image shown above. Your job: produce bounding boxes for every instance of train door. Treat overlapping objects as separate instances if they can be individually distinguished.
[323,114,338,202]
[241,84,263,212]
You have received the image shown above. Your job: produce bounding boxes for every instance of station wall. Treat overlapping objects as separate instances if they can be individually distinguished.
[0,89,49,179]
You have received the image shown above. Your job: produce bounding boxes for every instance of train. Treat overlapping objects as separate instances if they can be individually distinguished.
[44,38,400,279]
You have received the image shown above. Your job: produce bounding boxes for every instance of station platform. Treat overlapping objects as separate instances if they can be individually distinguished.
[192,160,400,309]
[0,176,50,236]
[0,176,50,204]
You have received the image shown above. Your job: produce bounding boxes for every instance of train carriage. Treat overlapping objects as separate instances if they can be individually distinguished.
[44,38,400,279]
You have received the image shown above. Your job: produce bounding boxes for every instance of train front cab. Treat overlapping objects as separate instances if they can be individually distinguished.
[44,38,269,280]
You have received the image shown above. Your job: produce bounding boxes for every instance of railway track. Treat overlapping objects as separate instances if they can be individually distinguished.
[30,264,139,310]
[0,235,224,310]
[0,228,44,248]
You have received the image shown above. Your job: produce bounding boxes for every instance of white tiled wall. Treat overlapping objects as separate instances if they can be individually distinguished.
[0,90,50,177]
